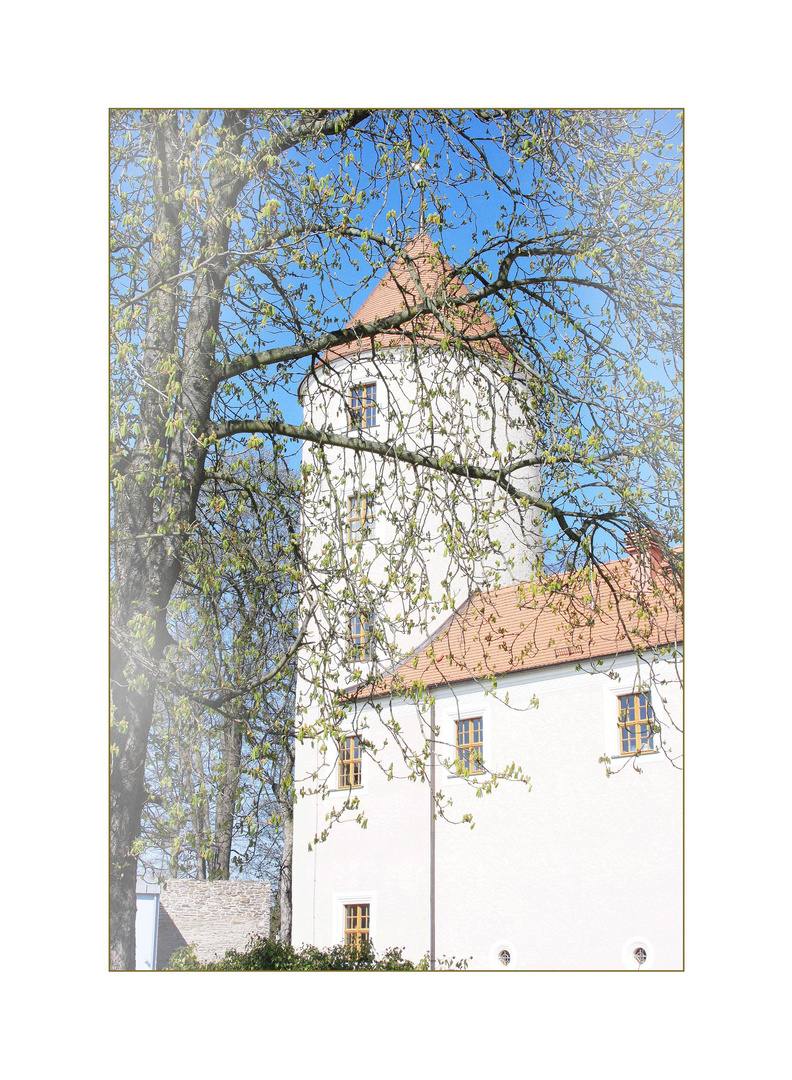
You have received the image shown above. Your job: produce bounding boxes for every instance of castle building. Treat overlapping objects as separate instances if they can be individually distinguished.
[291,237,683,970]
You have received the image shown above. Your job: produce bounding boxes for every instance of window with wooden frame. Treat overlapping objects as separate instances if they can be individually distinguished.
[347,493,374,544]
[349,382,377,429]
[618,693,657,756]
[347,613,374,660]
[338,735,362,789]
[456,717,484,774]
[344,902,370,950]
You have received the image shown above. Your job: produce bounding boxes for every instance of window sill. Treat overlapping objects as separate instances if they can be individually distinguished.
[328,786,368,800]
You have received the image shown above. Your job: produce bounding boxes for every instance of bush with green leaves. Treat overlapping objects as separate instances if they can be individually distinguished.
[164,936,467,971]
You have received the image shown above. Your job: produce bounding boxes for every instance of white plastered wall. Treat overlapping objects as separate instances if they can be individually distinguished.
[292,343,681,969]
[292,654,682,970]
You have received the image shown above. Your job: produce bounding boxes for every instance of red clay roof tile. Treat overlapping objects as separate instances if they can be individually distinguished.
[362,557,682,698]
[323,234,509,362]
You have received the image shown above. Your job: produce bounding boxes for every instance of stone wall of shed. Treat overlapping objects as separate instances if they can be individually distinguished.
[156,879,270,968]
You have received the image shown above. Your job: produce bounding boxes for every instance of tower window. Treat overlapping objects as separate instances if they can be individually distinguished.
[618,693,657,756]
[338,736,362,789]
[349,382,377,429]
[456,717,484,774]
[344,903,370,950]
[347,613,374,660]
[348,493,374,543]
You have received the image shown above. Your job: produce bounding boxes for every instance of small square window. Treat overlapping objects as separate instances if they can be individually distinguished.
[347,613,374,661]
[347,493,374,544]
[344,902,370,950]
[618,693,657,756]
[456,717,484,774]
[338,736,362,789]
[349,382,377,429]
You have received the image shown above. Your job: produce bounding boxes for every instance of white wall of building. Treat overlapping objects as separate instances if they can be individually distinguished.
[292,654,682,970]
[292,337,681,970]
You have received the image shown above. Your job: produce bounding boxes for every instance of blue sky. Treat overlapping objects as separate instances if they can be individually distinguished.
[209,110,682,562]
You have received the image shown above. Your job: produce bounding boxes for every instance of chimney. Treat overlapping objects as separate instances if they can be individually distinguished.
[625,532,663,588]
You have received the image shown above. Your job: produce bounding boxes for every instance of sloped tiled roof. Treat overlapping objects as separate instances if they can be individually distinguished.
[323,234,509,362]
[363,557,682,698]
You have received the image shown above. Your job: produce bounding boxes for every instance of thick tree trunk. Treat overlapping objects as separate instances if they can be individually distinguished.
[110,111,185,969]
[110,111,250,967]
[111,450,185,968]
[110,649,158,970]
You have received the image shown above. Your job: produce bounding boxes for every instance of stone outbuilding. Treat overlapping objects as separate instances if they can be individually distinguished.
[153,879,270,969]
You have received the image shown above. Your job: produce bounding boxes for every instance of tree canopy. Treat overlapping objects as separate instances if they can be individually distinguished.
[110,108,682,969]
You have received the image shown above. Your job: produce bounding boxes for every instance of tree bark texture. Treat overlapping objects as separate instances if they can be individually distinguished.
[212,717,244,879]
[277,735,295,944]
[110,111,247,968]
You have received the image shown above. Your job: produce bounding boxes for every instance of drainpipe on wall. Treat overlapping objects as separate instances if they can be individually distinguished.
[430,699,436,971]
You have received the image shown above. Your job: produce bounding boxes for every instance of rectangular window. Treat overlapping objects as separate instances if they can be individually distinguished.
[618,693,657,756]
[456,717,484,774]
[347,493,374,544]
[347,613,374,660]
[349,382,377,429]
[338,735,362,789]
[344,903,370,949]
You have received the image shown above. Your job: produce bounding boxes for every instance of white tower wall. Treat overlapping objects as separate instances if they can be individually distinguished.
[298,346,541,677]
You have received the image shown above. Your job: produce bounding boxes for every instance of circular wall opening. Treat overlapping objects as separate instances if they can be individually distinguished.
[490,941,514,968]
[622,937,654,970]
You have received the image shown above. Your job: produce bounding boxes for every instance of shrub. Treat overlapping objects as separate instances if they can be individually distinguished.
[163,937,467,971]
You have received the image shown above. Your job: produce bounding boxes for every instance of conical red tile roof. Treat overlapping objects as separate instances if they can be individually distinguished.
[324,234,509,362]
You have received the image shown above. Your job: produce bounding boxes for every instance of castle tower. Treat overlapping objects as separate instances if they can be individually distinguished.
[297,235,542,684]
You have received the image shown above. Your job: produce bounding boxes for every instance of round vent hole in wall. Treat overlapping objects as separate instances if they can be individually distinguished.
[622,937,654,970]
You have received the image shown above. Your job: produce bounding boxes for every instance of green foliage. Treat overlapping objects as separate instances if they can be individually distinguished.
[163,935,468,971]
[140,449,300,885]
[110,109,683,966]
[162,945,204,970]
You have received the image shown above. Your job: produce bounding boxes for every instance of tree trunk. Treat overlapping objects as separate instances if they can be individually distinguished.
[110,648,158,970]
[277,734,295,943]
[212,717,244,879]
[110,110,249,967]
[110,111,185,969]
[194,743,212,880]
[176,736,208,879]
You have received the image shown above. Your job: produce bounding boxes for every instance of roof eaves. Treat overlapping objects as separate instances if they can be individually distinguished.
[364,633,684,700]
[341,593,476,700]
